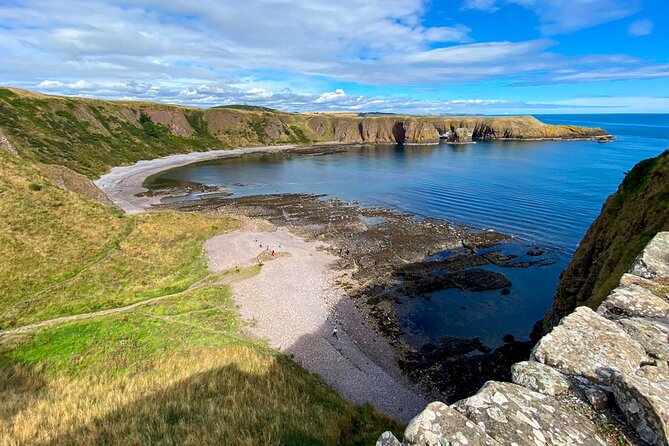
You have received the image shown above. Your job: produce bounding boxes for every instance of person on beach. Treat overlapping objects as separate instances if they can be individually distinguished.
[332,327,339,339]
[271,250,275,257]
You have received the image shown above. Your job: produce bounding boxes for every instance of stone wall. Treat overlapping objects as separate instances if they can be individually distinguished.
[378,232,669,446]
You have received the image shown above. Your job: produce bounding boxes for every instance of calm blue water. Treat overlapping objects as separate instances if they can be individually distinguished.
[149,114,669,347]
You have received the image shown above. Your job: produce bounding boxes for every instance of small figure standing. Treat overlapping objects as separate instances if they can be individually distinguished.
[332,327,339,340]
[271,250,275,257]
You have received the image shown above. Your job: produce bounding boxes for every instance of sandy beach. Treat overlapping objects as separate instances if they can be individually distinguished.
[95,145,298,213]
[205,221,427,421]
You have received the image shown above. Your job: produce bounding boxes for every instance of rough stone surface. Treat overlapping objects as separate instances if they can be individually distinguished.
[453,381,608,446]
[511,361,571,396]
[598,284,669,319]
[376,431,402,446]
[630,232,669,280]
[532,306,646,385]
[620,317,669,360]
[0,129,17,155]
[612,370,669,446]
[404,401,500,446]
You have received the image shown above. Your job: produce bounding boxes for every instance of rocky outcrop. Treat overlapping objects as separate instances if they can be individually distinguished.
[379,231,669,446]
[0,128,17,155]
[453,381,608,445]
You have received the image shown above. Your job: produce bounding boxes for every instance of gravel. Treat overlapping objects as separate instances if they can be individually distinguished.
[205,224,428,421]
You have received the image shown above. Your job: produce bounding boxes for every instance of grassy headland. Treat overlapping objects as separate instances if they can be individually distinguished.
[0,87,609,178]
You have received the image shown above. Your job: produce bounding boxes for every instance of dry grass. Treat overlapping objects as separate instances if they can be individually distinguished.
[0,149,401,444]
[0,150,127,314]
[0,286,400,446]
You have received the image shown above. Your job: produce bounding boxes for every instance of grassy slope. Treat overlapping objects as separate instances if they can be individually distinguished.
[0,150,401,444]
[0,87,607,178]
[540,149,669,332]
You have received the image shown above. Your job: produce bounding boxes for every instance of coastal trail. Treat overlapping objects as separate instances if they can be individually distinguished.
[204,221,428,421]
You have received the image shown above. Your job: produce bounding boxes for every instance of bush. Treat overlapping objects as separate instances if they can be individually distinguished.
[28,183,42,191]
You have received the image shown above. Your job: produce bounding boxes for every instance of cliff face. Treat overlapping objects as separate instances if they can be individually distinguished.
[540,149,669,333]
[0,87,609,177]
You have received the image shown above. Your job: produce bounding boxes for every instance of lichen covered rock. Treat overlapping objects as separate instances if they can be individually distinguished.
[511,361,570,396]
[376,431,402,446]
[404,401,500,446]
[612,369,669,445]
[598,284,669,319]
[620,317,669,360]
[453,381,608,446]
[532,306,645,385]
[630,232,669,280]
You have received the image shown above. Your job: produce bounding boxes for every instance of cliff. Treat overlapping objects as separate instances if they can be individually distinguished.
[540,149,669,333]
[379,231,669,446]
[0,87,609,178]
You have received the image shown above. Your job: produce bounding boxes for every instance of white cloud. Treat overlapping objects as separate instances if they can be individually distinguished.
[0,0,667,104]
[628,19,653,37]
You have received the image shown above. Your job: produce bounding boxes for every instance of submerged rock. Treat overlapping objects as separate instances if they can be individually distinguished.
[531,306,646,386]
[453,381,608,446]
[404,401,500,446]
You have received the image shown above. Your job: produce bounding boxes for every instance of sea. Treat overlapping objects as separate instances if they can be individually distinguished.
[146,114,669,349]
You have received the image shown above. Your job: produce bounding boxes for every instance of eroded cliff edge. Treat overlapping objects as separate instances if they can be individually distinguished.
[0,87,610,178]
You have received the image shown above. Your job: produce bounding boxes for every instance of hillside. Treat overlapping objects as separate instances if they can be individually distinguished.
[0,87,609,178]
[539,149,669,333]
[0,148,400,444]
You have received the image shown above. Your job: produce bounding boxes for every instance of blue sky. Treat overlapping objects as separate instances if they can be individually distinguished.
[1,0,668,114]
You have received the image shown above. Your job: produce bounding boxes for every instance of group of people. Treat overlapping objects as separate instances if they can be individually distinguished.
[255,239,284,257]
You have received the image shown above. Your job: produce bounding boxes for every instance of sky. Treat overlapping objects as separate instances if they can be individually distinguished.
[1,0,668,114]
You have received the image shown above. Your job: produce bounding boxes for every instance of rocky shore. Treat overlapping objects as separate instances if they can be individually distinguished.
[379,232,669,446]
[163,192,555,401]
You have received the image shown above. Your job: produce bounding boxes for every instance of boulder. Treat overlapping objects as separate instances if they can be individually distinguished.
[620,317,669,360]
[598,284,669,319]
[532,306,646,385]
[453,381,608,445]
[630,232,669,280]
[404,401,500,446]
[376,431,402,446]
[612,369,669,445]
[511,361,570,396]
[620,273,669,300]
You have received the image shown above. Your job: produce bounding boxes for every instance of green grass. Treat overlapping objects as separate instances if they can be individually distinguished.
[0,147,401,444]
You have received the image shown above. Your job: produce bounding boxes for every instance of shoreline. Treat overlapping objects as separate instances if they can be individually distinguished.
[95,144,301,213]
[205,220,428,421]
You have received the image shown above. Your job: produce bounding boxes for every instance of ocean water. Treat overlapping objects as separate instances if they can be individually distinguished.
[147,114,669,348]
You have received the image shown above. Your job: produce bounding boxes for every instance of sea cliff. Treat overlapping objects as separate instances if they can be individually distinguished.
[0,87,610,177]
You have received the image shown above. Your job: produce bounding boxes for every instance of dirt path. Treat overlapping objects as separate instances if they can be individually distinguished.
[0,281,205,337]
[204,223,428,422]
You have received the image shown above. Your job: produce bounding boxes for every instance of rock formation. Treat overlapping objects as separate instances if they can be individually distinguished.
[378,231,669,446]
